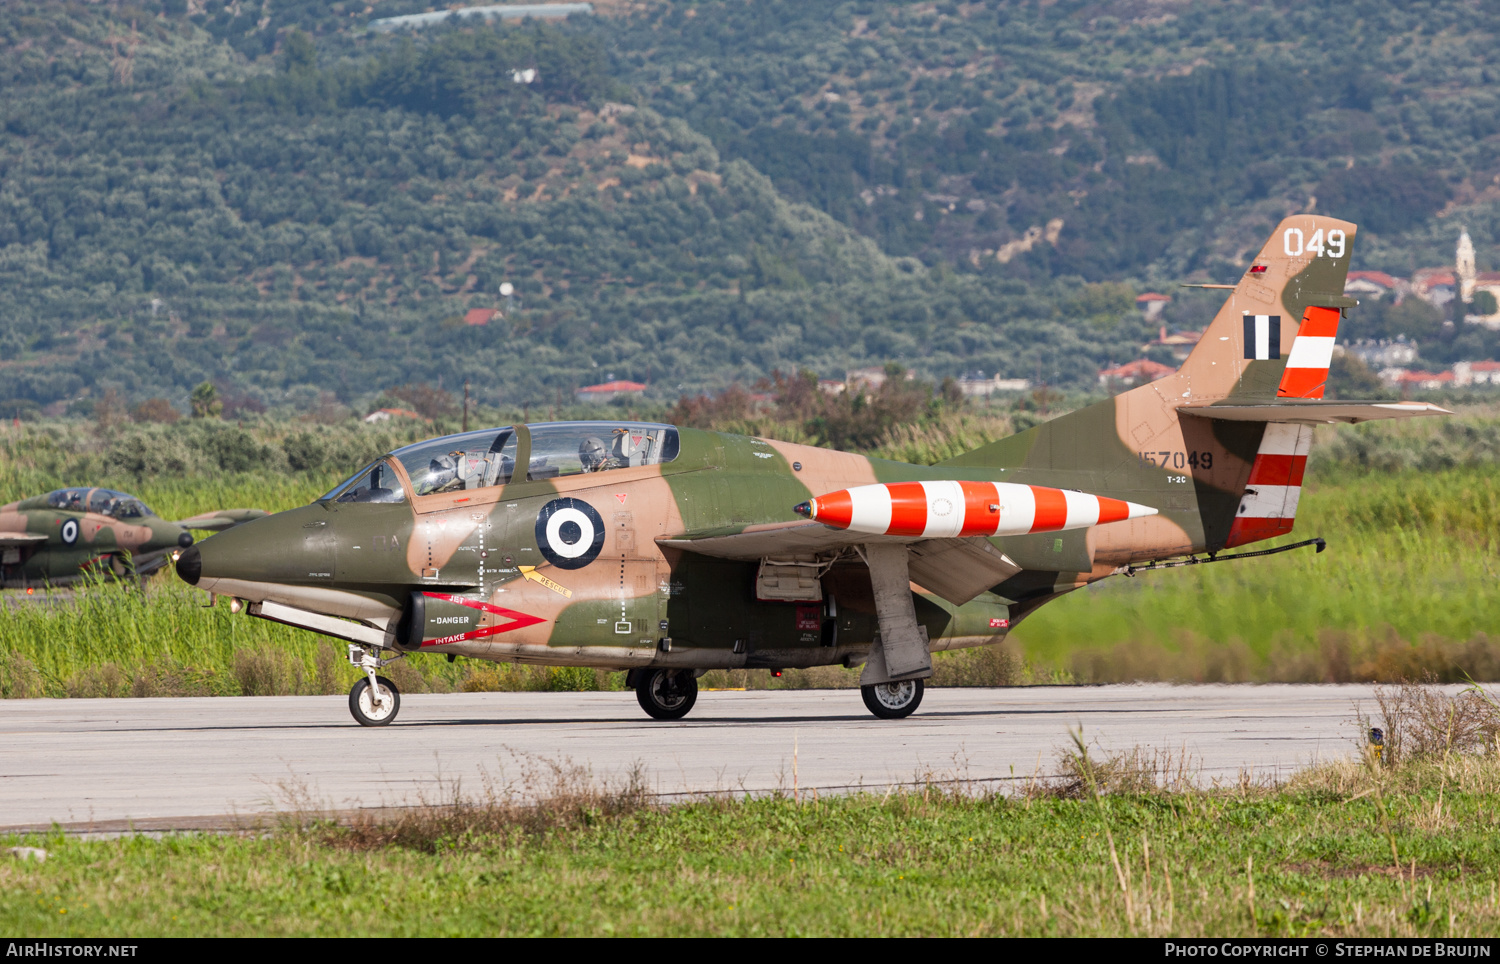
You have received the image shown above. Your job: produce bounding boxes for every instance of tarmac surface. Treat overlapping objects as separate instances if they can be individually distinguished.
[0,684,1395,832]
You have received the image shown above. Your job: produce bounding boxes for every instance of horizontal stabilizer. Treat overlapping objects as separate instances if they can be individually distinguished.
[1180,400,1451,424]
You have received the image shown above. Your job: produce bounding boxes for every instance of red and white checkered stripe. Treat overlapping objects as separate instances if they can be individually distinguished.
[1277,305,1340,399]
[798,481,1157,538]
[1224,423,1313,548]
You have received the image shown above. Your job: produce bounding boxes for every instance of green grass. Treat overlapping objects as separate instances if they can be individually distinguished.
[3,755,1499,937]
[1012,467,1500,682]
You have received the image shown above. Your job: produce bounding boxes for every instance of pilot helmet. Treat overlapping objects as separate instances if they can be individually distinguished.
[579,436,608,469]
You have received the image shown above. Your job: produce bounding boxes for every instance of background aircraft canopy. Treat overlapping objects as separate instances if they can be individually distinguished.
[45,487,154,519]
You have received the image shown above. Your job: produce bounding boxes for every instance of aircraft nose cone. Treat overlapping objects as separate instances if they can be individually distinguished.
[175,545,202,585]
[178,530,195,549]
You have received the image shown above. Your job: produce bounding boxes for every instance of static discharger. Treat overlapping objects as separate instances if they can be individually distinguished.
[793,480,1157,538]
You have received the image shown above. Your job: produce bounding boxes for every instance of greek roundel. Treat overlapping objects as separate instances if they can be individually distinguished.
[60,519,79,545]
[534,498,606,570]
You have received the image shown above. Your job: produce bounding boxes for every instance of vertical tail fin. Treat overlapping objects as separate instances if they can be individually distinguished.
[1174,215,1357,403]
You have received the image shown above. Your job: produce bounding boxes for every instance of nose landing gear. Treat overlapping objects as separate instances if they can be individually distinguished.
[347,645,404,726]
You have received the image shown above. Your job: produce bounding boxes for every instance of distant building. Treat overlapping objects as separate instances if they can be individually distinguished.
[1098,359,1174,387]
[1468,271,1500,330]
[1343,337,1418,369]
[1136,293,1171,320]
[844,366,914,393]
[364,408,426,424]
[370,3,592,32]
[576,380,647,402]
[1458,228,1477,302]
[1383,369,1454,391]
[464,308,498,326]
[956,372,1032,397]
[818,379,847,396]
[1345,271,1407,302]
[1454,360,1500,386]
[1412,269,1457,308]
[1142,325,1202,361]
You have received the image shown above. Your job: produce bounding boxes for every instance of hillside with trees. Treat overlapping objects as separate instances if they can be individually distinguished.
[0,1,1496,417]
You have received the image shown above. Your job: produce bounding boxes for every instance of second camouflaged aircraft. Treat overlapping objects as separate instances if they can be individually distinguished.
[177,216,1448,725]
[0,487,266,590]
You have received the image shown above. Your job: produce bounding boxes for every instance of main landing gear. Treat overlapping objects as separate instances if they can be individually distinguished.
[633,668,698,720]
[348,645,403,726]
[861,679,924,720]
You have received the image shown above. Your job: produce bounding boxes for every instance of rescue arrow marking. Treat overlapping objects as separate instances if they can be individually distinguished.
[518,565,574,598]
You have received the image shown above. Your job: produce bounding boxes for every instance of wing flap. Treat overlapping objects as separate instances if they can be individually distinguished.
[906,538,1022,606]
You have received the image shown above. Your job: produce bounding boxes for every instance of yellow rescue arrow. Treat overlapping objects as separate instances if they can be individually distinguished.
[517,565,573,598]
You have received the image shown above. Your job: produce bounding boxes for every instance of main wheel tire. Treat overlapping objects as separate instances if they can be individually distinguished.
[861,679,924,720]
[635,669,698,721]
[349,676,401,727]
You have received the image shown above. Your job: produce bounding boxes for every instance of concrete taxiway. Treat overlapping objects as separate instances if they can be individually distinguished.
[0,684,1396,832]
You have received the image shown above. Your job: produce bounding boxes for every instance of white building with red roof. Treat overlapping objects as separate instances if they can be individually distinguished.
[575,380,647,402]
[1098,359,1174,387]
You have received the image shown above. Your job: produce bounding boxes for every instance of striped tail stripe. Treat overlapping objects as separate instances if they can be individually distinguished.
[1225,423,1313,548]
[798,481,1155,538]
[1277,305,1341,399]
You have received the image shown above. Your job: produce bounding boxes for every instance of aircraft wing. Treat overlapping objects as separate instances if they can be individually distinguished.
[658,522,1022,607]
[0,532,48,546]
[172,508,271,531]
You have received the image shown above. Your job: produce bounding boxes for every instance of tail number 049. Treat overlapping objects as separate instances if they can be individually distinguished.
[1284,227,1345,259]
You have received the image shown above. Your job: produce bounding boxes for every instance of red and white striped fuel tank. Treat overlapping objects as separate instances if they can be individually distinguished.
[793,481,1157,538]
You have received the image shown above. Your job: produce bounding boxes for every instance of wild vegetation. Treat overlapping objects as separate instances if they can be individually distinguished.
[0,1,1497,417]
[4,682,1500,937]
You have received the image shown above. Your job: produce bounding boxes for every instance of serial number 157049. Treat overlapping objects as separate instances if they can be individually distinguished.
[1138,450,1213,470]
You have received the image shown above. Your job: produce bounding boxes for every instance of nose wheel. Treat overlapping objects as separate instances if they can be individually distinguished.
[347,644,404,726]
[349,676,401,726]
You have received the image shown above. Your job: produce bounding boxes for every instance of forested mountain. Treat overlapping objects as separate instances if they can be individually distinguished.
[0,1,1496,416]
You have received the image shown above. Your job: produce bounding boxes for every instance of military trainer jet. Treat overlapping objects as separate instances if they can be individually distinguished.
[0,487,266,590]
[177,216,1448,725]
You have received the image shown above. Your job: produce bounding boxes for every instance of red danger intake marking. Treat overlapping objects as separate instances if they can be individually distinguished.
[420,592,546,647]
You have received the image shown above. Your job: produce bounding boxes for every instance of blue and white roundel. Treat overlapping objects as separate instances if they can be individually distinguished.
[60,519,79,545]
[534,498,606,570]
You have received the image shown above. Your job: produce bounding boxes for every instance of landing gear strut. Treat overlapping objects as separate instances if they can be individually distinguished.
[861,679,924,720]
[347,644,403,726]
[634,668,698,721]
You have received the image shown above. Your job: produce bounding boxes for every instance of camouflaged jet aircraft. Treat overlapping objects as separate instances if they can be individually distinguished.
[0,487,266,590]
[176,215,1449,726]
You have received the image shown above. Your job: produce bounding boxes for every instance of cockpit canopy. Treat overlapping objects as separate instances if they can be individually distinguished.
[45,488,154,520]
[317,422,680,503]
